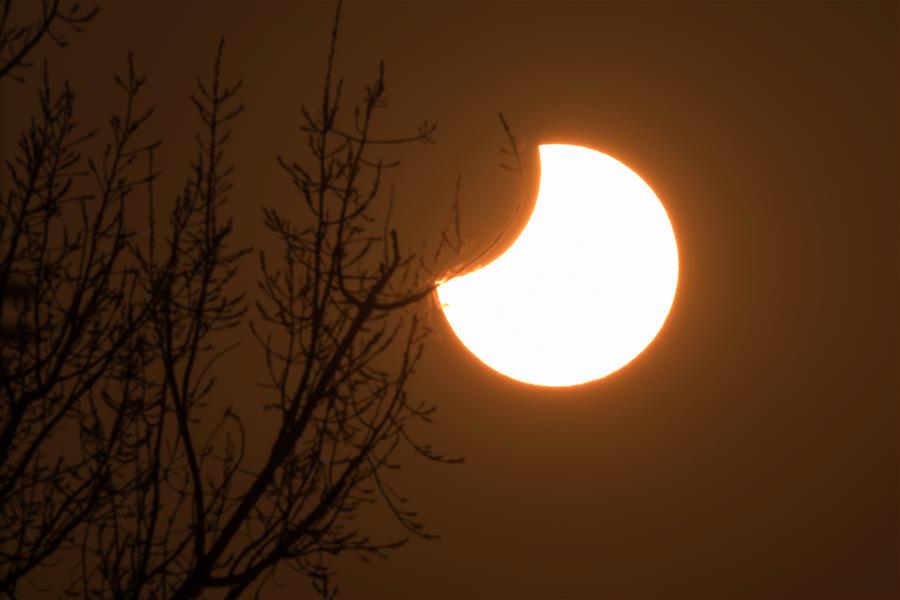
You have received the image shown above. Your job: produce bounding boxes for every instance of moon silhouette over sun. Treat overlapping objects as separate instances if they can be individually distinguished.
[436,144,679,387]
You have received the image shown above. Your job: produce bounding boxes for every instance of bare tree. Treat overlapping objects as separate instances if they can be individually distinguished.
[0,31,165,600]
[2,0,495,597]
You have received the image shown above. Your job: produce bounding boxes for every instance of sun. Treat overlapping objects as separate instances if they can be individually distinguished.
[436,144,679,387]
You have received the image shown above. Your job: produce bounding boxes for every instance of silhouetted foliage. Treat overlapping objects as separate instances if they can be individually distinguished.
[0,1,476,597]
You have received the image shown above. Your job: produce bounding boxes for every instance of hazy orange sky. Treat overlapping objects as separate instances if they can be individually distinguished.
[2,1,897,598]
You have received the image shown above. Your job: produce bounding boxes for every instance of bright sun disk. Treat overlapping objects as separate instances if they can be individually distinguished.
[436,144,678,387]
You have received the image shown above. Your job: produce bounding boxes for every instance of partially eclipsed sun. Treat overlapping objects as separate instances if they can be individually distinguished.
[436,144,679,387]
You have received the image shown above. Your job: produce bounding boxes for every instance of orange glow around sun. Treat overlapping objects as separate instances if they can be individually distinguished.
[436,144,679,387]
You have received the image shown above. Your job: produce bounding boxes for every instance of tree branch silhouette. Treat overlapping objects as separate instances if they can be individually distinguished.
[0,0,97,82]
[0,1,502,597]
[0,47,164,597]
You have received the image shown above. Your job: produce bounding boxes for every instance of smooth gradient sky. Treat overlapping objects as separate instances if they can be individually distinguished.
[2,1,897,598]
